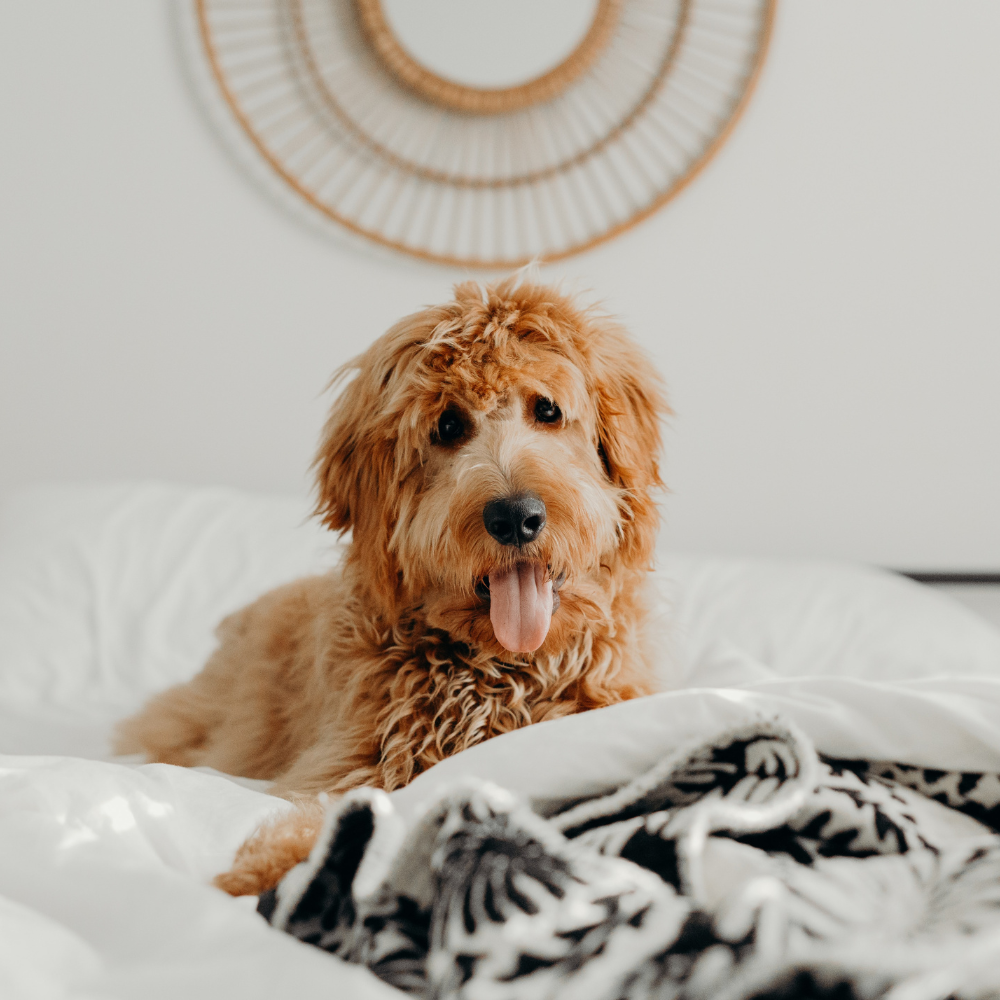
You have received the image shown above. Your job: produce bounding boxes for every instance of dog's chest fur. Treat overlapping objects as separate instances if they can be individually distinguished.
[305,564,656,794]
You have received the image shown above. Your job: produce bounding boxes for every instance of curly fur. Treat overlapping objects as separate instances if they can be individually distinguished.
[115,277,668,894]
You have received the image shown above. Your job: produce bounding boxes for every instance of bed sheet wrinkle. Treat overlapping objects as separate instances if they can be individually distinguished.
[0,754,398,999]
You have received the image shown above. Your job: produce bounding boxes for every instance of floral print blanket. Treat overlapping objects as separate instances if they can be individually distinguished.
[260,717,1000,999]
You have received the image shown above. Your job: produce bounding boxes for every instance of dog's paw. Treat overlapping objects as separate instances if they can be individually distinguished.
[213,799,328,897]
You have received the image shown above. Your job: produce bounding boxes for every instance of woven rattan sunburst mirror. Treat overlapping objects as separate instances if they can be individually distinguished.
[194,0,774,267]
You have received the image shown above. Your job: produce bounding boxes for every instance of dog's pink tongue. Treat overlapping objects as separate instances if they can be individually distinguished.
[489,563,552,653]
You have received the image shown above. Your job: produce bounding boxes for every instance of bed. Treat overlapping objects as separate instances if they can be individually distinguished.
[2,482,1000,998]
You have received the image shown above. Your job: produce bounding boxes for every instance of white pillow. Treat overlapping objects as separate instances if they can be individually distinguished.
[0,482,341,719]
[656,553,1000,683]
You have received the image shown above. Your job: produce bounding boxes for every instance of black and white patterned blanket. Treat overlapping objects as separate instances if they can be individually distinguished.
[259,718,1000,999]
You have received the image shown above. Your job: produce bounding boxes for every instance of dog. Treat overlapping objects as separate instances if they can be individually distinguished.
[115,276,667,894]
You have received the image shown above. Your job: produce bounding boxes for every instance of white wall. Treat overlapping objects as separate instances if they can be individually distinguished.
[1,1,998,569]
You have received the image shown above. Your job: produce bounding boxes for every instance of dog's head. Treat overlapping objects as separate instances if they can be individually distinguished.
[314,278,667,658]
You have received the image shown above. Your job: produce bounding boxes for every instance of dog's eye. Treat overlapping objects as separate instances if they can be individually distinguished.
[436,410,465,444]
[534,397,561,424]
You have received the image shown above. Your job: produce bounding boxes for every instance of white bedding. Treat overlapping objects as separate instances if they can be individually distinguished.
[2,483,1000,998]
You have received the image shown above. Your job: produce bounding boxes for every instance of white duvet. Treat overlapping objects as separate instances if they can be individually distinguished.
[2,483,1000,999]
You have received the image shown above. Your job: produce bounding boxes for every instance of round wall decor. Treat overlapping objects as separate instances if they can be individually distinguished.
[194,0,774,267]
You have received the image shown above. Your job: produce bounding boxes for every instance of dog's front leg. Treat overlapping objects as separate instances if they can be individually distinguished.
[213,799,329,897]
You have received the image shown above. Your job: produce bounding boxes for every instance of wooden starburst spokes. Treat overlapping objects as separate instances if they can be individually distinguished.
[195,0,775,267]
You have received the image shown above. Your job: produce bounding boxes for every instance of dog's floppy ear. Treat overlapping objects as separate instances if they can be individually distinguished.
[588,322,669,566]
[313,335,410,610]
[313,308,454,605]
[313,308,442,533]
[313,361,388,534]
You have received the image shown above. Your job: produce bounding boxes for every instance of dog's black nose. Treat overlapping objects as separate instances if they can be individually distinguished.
[483,494,546,547]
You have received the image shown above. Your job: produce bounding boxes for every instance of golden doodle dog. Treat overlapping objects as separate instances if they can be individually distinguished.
[116,276,667,894]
